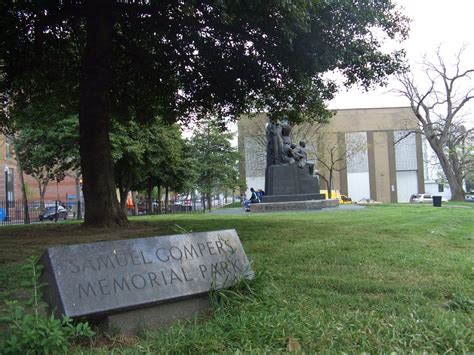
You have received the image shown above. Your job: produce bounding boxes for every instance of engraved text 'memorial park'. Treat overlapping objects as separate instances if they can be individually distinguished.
[40,229,253,318]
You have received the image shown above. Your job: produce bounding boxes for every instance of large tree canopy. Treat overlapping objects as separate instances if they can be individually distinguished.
[0,0,408,227]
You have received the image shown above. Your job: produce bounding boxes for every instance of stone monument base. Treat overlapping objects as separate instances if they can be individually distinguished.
[265,164,320,196]
[250,199,339,213]
[99,295,211,336]
[263,193,325,203]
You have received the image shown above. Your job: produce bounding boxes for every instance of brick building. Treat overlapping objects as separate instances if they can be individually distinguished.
[0,136,79,204]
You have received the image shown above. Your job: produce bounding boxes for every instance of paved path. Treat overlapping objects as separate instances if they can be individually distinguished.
[209,204,365,215]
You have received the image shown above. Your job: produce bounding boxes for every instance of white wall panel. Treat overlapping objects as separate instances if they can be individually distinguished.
[348,172,371,201]
[396,170,418,202]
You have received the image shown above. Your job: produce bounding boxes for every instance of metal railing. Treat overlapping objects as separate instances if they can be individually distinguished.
[0,200,83,226]
[127,197,237,216]
[0,197,235,225]
[130,197,229,216]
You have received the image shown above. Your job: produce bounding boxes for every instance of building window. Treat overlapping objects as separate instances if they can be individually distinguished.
[394,130,418,171]
[438,184,444,193]
[6,168,14,203]
[5,142,11,159]
[346,132,368,173]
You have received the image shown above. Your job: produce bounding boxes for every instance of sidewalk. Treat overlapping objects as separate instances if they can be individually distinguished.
[209,204,365,215]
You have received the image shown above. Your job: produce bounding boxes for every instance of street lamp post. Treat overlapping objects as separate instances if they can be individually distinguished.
[4,165,9,222]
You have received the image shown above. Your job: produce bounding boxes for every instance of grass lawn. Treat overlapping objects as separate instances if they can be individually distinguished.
[0,204,473,353]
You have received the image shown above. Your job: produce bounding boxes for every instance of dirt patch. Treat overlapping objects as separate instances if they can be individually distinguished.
[0,221,175,263]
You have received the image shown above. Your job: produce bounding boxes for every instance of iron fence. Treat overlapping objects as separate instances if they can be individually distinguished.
[130,197,230,216]
[0,197,235,225]
[0,200,83,226]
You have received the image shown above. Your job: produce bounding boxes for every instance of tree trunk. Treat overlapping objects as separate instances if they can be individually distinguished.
[427,137,465,201]
[447,149,465,201]
[11,135,30,224]
[157,185,162,214]
[438,151,465,201]
[165,186,169,214]
[75,175,82,219]
[116,173,127,214]
[79,4,127,227]
[146,178,153,214]
[207,193,212,211]
[327,171,333,199]
[119,186,129,215]
[15,151,30,224]
[38,179,48,210]
[132,191,138,216]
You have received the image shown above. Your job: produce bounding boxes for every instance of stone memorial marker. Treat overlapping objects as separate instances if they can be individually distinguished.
[40,229,253,333]
[262,119,327,205]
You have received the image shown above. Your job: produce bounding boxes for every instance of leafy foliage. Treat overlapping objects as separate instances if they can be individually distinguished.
[189,121,239,208]
[0,0,409,127]
[110,117,191,206]
[15,116,80,183]
[0,256,94,354]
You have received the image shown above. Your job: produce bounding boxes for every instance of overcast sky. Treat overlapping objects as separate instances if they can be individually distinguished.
[328,0,474,111]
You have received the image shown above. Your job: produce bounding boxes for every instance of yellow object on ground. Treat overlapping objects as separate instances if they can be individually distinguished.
[320,189,352,204]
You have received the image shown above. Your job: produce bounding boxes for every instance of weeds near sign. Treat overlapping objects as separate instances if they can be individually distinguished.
[444,293,474,313]
[0,256,95,354]
[172,224,193,234]
[209,272,259,309]
[143,267,311,353]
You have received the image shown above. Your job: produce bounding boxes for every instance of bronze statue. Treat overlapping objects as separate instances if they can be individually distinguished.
[266,119,311,172]
[265,120,281,166]
[293,140,314,175]
[264,118,322,201]
[293,140,306,168]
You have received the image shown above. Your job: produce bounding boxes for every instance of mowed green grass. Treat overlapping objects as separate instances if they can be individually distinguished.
[0,204,473,353]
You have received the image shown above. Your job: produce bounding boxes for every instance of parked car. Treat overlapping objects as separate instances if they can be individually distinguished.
[465,194,474,202]
[410,193,431,203]
[39,206,68,221]
[410,193,447,203]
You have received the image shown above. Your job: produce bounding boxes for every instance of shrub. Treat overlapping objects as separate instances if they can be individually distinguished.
[0,256,95,354]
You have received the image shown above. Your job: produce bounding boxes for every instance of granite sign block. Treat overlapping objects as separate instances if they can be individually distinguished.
[40,229,253,318]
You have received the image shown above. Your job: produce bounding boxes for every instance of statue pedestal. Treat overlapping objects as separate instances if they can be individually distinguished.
[264,164,324,203]
[251,199,339,213]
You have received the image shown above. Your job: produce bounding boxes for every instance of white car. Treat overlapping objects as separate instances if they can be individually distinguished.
[410,194,447,203]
